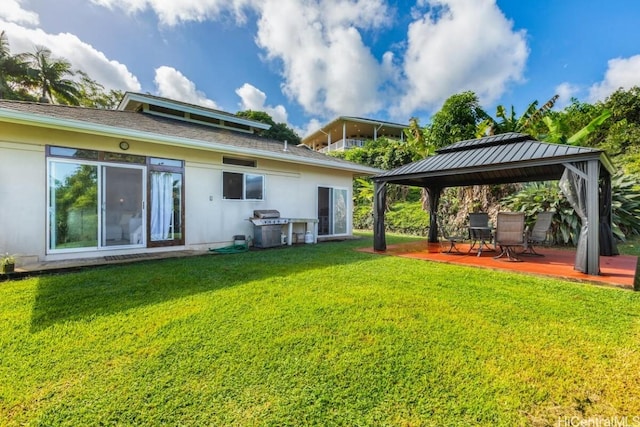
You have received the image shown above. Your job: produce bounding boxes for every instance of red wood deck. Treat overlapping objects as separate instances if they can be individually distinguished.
[360,241,639,290]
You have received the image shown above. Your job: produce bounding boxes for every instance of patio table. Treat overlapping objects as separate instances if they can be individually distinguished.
[468,226,495,256]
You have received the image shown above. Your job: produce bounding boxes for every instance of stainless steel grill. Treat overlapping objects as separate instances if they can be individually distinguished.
[250,210,288,248]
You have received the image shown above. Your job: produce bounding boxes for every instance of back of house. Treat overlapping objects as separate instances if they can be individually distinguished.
[0,93,379,266]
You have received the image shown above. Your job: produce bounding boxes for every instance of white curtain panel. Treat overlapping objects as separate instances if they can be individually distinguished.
[151,172,174,241]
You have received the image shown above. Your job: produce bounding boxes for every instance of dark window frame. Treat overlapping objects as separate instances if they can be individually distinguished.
[222,171,264,200]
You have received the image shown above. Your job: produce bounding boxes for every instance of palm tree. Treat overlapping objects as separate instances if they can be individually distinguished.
[26,46,81,104]
[0,31,30,100]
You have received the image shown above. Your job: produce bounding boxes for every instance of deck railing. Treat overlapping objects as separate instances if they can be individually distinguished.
[319,138,365,153]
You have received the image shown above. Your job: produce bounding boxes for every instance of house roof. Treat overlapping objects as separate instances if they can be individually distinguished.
[373,132,614,187]
[0,100,381,176]
[302,116,407,149]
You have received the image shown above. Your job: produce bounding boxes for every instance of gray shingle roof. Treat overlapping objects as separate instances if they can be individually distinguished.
[0,100,379,174]
[374,132,612,188]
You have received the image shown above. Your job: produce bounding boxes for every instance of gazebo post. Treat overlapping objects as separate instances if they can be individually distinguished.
[373,180,387,251]
[426,186,441,243]
[586,159,600,275]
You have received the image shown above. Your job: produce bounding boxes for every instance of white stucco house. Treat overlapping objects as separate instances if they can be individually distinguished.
[0,93,380,266]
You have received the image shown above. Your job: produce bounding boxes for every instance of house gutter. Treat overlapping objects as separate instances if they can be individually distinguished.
[0,107,381,176]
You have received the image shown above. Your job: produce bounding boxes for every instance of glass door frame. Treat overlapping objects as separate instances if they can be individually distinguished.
[317,185,350,237]
[147,158,185,247]
[46,157,147,253]
[47,158,100,253]
[101,163,147,249]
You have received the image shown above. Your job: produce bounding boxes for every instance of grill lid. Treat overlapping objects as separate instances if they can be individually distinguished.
[253,209,280,219]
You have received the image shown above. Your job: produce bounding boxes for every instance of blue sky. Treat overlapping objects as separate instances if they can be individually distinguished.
[3,0,640,136]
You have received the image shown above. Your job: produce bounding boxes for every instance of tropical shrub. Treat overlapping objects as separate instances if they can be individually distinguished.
[611,172,640,238]
[385,201,430,236]
[501,173,640,245]
[500,182,575,245]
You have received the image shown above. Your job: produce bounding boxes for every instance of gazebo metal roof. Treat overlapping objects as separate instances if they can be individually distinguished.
[373,132,615,187]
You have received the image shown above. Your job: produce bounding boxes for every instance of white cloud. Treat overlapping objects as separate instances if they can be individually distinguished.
[555,82,580,108]
[296,118,323,139]
[93,0,392,118]
[588,55,640,102]
[395,0,528,116]
[0,0,39,26]
[154,66,219,108]
[253,0,391,118]
[1,21,141,92]
[83,0,529,122]
[89,0,252,25]
[235,83,287,123]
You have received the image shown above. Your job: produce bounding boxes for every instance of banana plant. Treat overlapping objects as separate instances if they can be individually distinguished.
[542,109,611,145]
[480,95,559,136]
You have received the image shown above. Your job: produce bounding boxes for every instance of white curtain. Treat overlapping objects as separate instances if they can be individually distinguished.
[151,172,174,241]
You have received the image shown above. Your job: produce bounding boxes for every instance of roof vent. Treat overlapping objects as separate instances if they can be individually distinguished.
[283,140,289,152]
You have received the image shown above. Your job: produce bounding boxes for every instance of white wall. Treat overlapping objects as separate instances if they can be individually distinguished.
[0,122,356,261]
[0,141,46,262]
[185,158,353,249]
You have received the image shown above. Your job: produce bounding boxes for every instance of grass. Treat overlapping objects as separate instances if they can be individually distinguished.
[1,233,639,426]
[619,234,640,257]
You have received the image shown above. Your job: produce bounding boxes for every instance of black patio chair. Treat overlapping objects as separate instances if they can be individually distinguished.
[468,212,494,255]
[438,220,467,254]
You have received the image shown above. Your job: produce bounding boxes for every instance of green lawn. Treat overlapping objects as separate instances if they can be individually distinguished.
[1,234,639,426]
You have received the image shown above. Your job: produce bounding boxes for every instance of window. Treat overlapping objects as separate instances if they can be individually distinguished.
[223,156,256,168]
[223,172,264,200]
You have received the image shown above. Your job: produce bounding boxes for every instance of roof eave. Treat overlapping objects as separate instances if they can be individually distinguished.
[0,107,380,176]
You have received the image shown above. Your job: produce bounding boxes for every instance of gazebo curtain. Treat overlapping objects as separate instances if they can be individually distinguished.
[599,174,619,256]
[559,164,589,273]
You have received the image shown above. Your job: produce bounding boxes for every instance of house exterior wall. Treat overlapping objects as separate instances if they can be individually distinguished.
[0,122,354,263]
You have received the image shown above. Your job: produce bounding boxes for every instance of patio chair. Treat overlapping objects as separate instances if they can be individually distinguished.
[493,212,526,261]
[438,220,467,254]
[468,212,494,255]
[521,211,554,256]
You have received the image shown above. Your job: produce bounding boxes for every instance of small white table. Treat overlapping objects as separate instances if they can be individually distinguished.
[286,218,319,245]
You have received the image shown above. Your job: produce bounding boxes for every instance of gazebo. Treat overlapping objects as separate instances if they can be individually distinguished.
[371,132,618,276]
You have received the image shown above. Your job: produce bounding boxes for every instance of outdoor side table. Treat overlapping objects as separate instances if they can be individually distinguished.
[468,226,495,256]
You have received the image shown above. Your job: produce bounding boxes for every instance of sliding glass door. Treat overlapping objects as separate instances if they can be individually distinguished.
[103,165,145,247]
[317,186,348,236]
[48,159,145,252]
[47,148,184,252]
